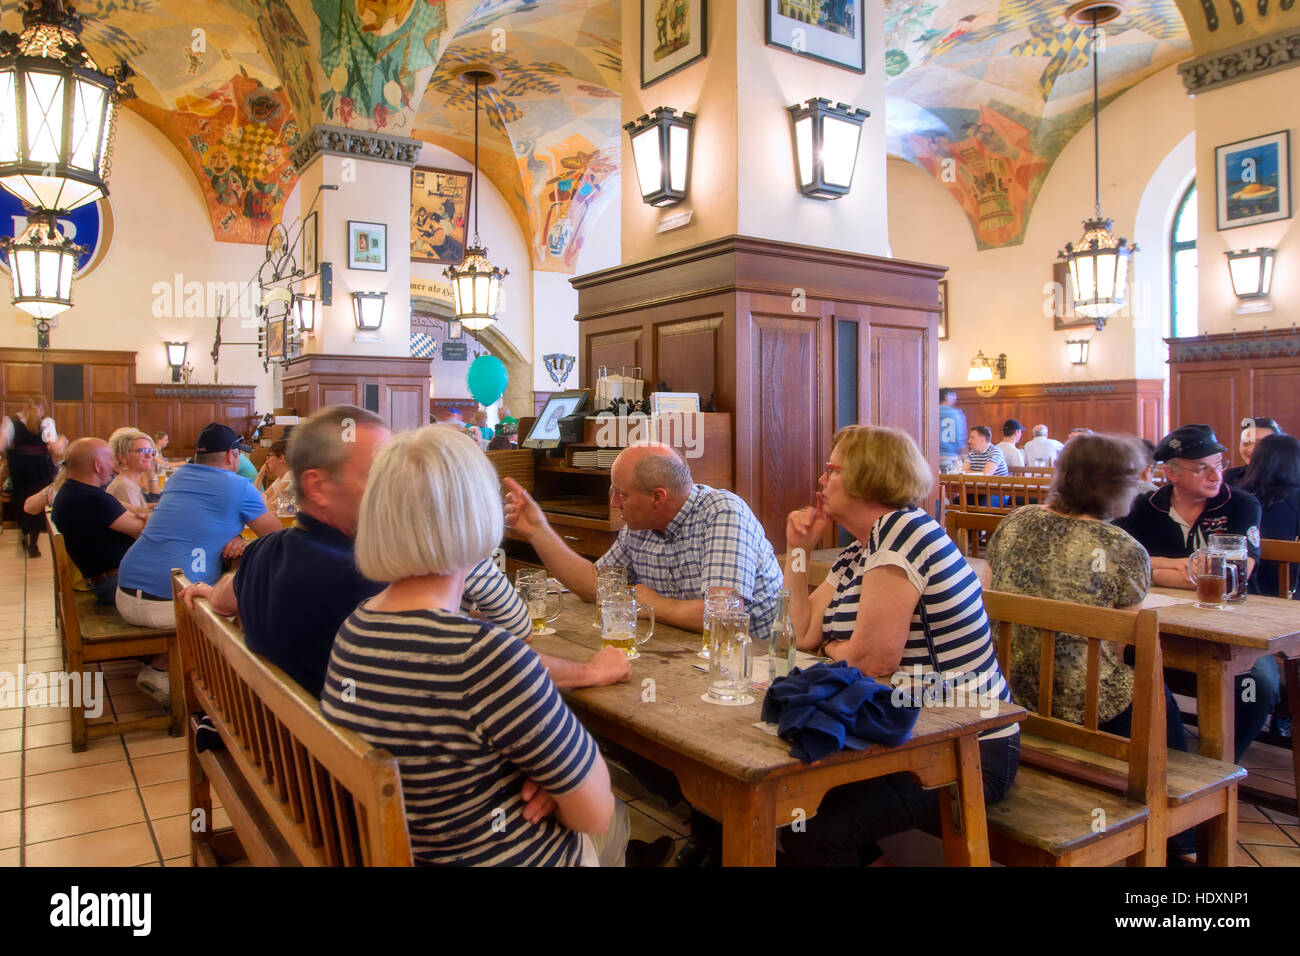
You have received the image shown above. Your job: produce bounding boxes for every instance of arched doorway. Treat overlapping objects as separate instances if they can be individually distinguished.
[410,294,531,420]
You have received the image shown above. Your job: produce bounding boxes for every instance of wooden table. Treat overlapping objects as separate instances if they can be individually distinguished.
[531,599,1024,866]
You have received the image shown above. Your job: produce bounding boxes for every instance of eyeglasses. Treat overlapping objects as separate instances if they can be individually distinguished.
[131,447,156,457]
[823,461,844,475]
[1173,460,1224,477]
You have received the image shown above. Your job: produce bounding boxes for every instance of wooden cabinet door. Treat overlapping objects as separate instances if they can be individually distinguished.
[386,384,425,432]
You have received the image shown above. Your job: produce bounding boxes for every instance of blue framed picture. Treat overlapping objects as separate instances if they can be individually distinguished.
[1215,130,1291,231]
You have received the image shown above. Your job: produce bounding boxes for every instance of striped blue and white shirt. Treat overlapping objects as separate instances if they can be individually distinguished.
[596,484,783,638]
[463,559,531,638]
[966,445,1009,476]
[321,606,601,866]
[822,507,1016,740]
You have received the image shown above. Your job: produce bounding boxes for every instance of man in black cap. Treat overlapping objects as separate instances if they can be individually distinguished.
[997,419,1025,468]
[1115,423,1279,761]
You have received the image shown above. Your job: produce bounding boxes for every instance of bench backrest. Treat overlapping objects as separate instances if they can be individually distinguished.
[943,510,1004,557]
[48,514,82,646]
[981,590,1166,827]
[1260,537,1300,599]
[938,474,1054,516]
[171,570,412,866]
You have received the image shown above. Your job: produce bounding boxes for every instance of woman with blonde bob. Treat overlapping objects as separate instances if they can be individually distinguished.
[319,426,619,867]
[780,425,1018,866]
[106,428,160,512]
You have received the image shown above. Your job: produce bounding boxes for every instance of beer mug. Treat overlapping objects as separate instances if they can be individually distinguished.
[1189,548,1237,610]
[592,566,628,629]
[600,597,654,660]
[515,568,546,592]
[276,489,297,517]
[518,580,561,635]
[1208,534,1249,603]
[708,611,753,703]
[700,585,742,660]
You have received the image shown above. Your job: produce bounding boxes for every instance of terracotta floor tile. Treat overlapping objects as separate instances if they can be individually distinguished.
[152,813,191,860]
[1240,842,1300,866]
[109,693,164,716]
[23,789,145,845]
[627,803,679,853]
[1242,742,1296,772]
[1234,845,1260,866]
[0,709,20,730]
[0,778,17,812]
[25,822,157,867]
[0,728,20,753]
[22,720,70,749]
[24,707,69,726]
[0,847,17,866]
[0,752,18,780]
[627,798,690,838]
[24,760,136,806]
[139,780,187,820]
[1283,825,1300,846]
[1237,802,1270,823]
[1235,821,1292,845]
[164,855,191,867]
[130,751,187,787]
[125,731,186,759]
[0,808,17,849]
[1261,806,1299,826]
[23,738,125,776]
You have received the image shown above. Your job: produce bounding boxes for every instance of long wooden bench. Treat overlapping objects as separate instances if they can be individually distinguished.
[944,510,1004,558]
[938,474,1053,520]
[1257,537,1299,818]
[171,570,412,866]
[982,590,1244,866]
[48,515,183,750]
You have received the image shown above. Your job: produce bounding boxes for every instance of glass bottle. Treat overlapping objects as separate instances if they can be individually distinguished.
[769,589,796,679]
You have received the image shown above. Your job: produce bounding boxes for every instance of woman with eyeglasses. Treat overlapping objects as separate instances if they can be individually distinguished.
[1224,417,1283,488]
[106,428,160,513]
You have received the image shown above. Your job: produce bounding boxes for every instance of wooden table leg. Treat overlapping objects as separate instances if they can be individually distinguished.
[940,734,991,867]
[1286,655,1300,819]
[1196,647,1235,762]
[720,780,777,867]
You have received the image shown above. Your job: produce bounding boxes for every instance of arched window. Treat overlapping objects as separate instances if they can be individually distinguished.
[1169,182,1197,338]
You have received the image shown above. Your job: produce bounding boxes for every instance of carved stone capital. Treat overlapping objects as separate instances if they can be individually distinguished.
[1178,27,1300,95]
[291,124,422,172]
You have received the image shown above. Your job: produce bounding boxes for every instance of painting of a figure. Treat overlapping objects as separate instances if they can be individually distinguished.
[411,167,472,264]
[642,0,706,86]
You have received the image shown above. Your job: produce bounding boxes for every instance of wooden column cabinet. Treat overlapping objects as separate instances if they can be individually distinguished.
[282,354,432,433]
[571,236,944,545]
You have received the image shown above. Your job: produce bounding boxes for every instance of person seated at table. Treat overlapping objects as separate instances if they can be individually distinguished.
[117,423,282,704]
[1023,424,1064,467]
[235,444,259,482]
[1135,439,1159,496]
[151,431,170,473]
[780,425,1018,867]
[253,438,293,510]
[1224,416,1283,488]
[997,419,1025,468]
[963,426,1009,476]
[181,406,630,698]
[1115,424,1279,762]
[49,438,146,605]
[320,425,622,866]
[1067,427,1093,441]
[1238,433,1300,598]
[106,428,159,513]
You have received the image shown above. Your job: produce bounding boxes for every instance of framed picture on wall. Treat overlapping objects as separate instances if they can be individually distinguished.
[641,0,707,87]
[448,319,463,340]
[1215,130,1291,230]
[766,0,865,73]
[300,211,318,276]
[346,220,387,271]
[937,279,949,340]
[411,167,472,264]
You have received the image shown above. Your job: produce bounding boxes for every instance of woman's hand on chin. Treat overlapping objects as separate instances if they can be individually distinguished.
[786,501,830,555]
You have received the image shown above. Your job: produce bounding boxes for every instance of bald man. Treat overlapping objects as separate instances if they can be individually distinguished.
[50,438,146,604]
[505,443,782,637]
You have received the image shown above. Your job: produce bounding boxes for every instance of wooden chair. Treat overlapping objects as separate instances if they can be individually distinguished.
[938,474,1054,519]
[1260,537,1300,600]
[172,570,412,866]
[982,590,1244,867]
[1010,465,1055,477]
[1257,537,1300,818]
[944,510,1004,558]
[47,515,183,751]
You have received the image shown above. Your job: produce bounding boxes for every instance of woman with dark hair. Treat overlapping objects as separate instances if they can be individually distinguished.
[1239,433,1300,598]
[1224,416,1283,487]
[1,395,59,556]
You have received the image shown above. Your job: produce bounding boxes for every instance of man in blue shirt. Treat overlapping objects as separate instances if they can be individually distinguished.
[938,388,966,473]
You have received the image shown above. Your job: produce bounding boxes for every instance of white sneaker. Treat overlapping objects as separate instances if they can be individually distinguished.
[136,665,171,711]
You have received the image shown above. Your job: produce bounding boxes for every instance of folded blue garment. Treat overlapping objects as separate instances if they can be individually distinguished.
[761,661,920,763]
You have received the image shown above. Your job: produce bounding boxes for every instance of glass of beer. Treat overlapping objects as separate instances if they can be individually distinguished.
[700,586,742,659]
[592,566,628,628]
[518,580,561,635]
[600,597,655,660]
[1208,534,1249,603]
[1189,548,1237,610]
[707,611,753,704]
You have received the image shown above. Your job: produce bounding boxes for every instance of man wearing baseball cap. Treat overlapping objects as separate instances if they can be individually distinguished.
[117,423,282,703]
[1115,423,1278,761]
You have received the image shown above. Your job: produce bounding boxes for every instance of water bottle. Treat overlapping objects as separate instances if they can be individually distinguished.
[769,589,796,680]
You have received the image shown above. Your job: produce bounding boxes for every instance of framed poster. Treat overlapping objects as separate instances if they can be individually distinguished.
[300,211,318,276]
[937,279,949,340]
[347,220,387,271]
[411,167,472,264]
[1215,130,1291,230]
[642,0,707,87]
[448,319,463,340]
[766,0,865,73]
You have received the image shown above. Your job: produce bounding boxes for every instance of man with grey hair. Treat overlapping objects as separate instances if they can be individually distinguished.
[1022,424,1063,466]
[505,442,782,638]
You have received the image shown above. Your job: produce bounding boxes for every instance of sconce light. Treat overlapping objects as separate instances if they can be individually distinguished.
[293,293,317,333]
[164,341,187,382]
[968,350,1006,397]
[787,98,870,199]
[1065,336,1090,366]
[1225,248,1275,308]
[623,107,695,206]
[350,290,386,332]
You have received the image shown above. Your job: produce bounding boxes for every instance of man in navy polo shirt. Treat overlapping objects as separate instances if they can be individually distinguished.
[1115,424,1279,761]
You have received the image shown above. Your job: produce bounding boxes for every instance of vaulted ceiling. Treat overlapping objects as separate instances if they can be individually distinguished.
[8,0,1295,266]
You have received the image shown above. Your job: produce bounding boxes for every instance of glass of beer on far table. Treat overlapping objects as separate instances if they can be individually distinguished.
[700,586,742,659]
[1208,534,1249,603]
[1189,548,1238,610]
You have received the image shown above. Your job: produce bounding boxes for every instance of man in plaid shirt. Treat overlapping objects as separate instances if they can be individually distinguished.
[504,444,781,638]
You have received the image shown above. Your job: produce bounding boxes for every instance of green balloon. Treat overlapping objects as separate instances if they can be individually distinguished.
[467,355,507,406]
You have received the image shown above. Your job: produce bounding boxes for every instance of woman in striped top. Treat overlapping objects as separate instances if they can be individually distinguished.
[320,426,617,866]
[780,425,1018,866]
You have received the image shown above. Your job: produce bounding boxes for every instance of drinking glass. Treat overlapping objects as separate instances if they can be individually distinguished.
[708,611,753,703]
[1189,548,1237,610]
[276,490,297,517]
[518,580,561,635]
[700,585,742,659]
[515,568,546,592]
[1208,534,1249,603]
[600,596,654,660]
[592,566,628,628]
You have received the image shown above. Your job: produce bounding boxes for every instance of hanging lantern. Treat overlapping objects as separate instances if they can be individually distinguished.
[0,0,135,212]
[0,208,81,317]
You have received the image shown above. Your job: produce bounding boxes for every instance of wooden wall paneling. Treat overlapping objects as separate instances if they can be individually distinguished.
[178,403,219,446]
[1176,369,1236,445]
[1091,397,1140,436]
[1140,393,1163,441]
[88,364,132,398]
[51,401,82,438]
[654,314,722,400]
[586,327,643,382]
[1249,367,1300,423]
[321,385,357,409]
[387,385,425,433]
[870,323,927,442]
[220,400,255,437]
[133,397,176,442]
[90,403,133,440]
[4,361,44,399]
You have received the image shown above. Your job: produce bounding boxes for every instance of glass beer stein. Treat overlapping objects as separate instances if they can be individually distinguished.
[700,585,742,660]
[1208,534,1249,603]
[600,597,655,660]
[1189,548,1238,610]
[518,580,561,636]
[708,611,753,704]
[592,566,628,628]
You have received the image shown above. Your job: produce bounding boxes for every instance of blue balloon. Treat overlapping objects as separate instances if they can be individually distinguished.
[467,355,507,407]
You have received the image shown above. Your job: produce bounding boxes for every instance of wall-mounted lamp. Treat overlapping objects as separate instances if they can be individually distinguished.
[351,290,386,332]
[293,293,317,333]
[624,107,695,207]
[1065,336,1091,366]
[1225,248,1275,309]
[165,341,188,382]
[968,350,1006,397]
[787,98,870,200]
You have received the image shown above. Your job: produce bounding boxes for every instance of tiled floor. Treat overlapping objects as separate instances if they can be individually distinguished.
[2,530,1296,866]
